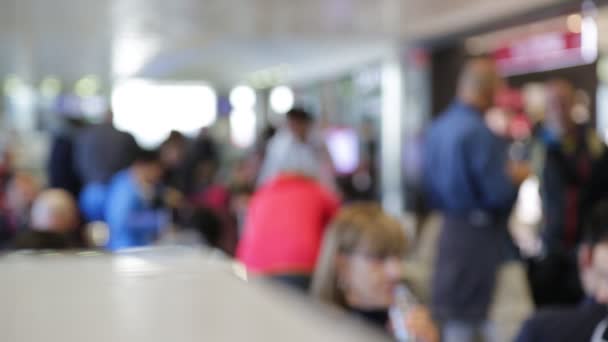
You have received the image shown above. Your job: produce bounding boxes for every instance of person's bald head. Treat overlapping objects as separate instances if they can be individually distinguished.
[30,189,79,233]
[457,58,503,112]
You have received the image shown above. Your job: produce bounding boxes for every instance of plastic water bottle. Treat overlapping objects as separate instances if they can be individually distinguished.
[389,284,418,342]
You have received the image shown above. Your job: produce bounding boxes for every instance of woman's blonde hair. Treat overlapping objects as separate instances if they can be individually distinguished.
[310,202,408,307]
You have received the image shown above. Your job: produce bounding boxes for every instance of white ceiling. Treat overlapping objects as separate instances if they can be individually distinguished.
[0,0,566,88]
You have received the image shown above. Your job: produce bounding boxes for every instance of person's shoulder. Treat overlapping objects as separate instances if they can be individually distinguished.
[517,306,597,342]
[431,103,479,131]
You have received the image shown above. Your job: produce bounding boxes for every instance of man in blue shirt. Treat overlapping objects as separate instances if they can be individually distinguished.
[516,201,608,342]
[423,58,530,341]
[105,148,167,251]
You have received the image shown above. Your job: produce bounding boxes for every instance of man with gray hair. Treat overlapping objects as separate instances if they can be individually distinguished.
[13,189,81,250]
[424,58,530,341]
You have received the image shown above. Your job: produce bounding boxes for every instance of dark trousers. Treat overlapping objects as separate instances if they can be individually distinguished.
[432,215,509,323]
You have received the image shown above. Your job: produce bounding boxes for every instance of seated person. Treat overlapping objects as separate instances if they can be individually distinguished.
[311,203,438,342]
[188,159,236,255]
[104,148,167,251]
[516,201,608,342]
[237,153,339,291]
[13,189,81,250]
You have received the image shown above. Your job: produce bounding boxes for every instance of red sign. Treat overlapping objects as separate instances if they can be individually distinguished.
[493,31,585,76]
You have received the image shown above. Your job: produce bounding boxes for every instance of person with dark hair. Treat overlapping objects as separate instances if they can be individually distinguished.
[257,107,335,191]
[104,148,167,251]
[516,201,608,342]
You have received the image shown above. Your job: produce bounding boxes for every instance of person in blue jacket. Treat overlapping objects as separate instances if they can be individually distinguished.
[105,148,167,251]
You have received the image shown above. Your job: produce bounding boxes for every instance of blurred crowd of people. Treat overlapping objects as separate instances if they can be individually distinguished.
[2,57,608,342]
[0,103,377,257]
[0,109,244,254]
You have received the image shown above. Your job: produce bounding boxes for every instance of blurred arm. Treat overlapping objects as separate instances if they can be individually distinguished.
[466,130,519,212]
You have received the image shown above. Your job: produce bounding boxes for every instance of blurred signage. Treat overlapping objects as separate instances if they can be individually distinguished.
[493,31,585,76]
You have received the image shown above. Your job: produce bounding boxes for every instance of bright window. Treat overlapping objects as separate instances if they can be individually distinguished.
[112,80,217,148]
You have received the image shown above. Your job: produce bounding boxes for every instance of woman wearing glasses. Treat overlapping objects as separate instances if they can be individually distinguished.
[311,203,438,342]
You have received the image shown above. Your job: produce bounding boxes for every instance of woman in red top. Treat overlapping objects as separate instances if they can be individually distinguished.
[237,171,339,290]
[238,108,339,290]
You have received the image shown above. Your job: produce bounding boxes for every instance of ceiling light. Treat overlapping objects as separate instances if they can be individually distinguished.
[269,86,294,114]
[229,85,256,110]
